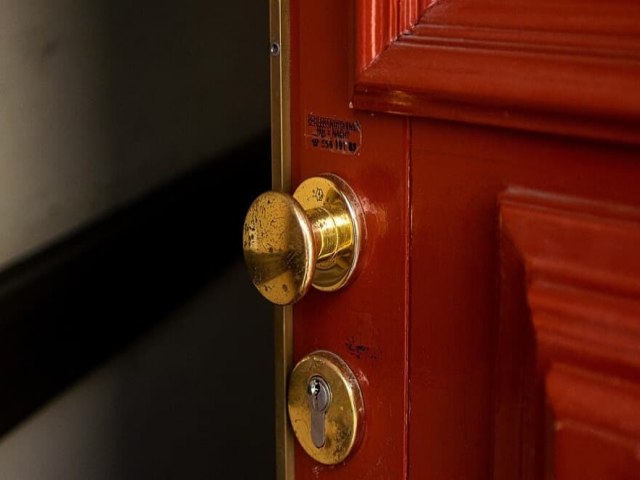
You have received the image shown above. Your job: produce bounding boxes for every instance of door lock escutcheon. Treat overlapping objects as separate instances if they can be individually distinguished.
[288,350,364,465]
[242,174,364,305]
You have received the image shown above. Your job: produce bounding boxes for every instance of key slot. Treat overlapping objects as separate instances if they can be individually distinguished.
[307,376,331,448]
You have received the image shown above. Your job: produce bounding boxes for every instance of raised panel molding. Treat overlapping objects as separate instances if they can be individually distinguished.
[496,188,640,479]
[354,0,430,73]
[353,0,640,143]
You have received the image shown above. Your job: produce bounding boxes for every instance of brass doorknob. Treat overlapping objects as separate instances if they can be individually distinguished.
[242,174,364,305]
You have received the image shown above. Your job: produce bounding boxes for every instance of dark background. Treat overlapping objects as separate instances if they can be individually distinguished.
[0,1,274,478]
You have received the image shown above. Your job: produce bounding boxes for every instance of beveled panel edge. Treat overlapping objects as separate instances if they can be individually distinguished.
[353,2,640,144]
[354,0,426,74]
[497,188,640,478]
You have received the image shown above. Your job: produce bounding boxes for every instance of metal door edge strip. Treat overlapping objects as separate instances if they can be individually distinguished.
[270,0,294,479]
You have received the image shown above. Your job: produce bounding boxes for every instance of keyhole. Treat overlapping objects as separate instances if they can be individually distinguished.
[307,376,331,448]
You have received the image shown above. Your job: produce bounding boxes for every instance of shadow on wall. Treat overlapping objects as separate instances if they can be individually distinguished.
[0,0,269,269]
[0,133,274,479]
[0,0,274,477]
[0,262,274,480]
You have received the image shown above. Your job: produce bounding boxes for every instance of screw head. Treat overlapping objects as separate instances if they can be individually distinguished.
[270,42,280,56]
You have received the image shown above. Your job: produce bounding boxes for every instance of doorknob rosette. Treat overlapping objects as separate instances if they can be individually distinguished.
[242,174,364,305]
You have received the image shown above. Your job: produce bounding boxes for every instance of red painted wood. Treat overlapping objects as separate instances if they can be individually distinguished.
[290,0,640,478]
[409,119,640,479]
[352,0,640,144]
[354,0,424,74]
[422,0,640,34]
[355,0,398,73]
[290,1,409,478]
[548,365,640,480]
[498,189,640,478]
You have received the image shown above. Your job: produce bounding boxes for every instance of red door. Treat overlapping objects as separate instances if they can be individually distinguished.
[268,0,640,479]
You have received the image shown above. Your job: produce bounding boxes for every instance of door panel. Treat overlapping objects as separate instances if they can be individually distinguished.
[284,0,640,478]
[353,0,640,143]
[410,119,640,479]
[497,189,640,480]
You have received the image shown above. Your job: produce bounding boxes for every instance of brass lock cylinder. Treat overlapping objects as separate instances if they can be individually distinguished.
[242,174,364,305]
[288,350,364,465]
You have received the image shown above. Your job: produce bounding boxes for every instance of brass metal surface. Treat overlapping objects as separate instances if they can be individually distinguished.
[243,175,364,305]
[269,0,293,477]
[287,351,364,465]
[293,175,364,292]
[270,0,290,194]
[273,304,293,480]
[243,192,316,305]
